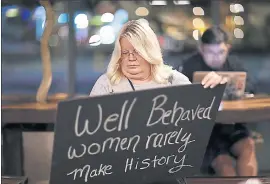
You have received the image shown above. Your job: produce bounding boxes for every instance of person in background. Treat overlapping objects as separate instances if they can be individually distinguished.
[180,27,257,176]
[90,19,226,97]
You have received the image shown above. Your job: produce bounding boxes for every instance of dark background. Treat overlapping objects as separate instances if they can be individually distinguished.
[2,0,270,95]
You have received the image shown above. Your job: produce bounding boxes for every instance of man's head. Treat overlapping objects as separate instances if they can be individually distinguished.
[199,27,230,69]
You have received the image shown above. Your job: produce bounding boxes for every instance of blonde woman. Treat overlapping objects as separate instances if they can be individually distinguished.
[90,19,226,96]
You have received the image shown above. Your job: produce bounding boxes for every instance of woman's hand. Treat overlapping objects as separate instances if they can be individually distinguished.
[201,71,227,88]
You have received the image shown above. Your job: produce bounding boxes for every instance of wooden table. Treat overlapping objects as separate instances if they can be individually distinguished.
[148,177,270,184]
[1,93,70,176]
[1,95,270,176]
[185,177,270,184]
[1,176,28,184]
[2,95,270,124]
[218,96,270,123]
[1,176,269,184]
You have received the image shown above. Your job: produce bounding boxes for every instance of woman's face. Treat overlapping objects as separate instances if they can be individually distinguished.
[119,37,151,81]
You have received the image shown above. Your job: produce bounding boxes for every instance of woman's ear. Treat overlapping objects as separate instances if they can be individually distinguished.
[116,61,121,70]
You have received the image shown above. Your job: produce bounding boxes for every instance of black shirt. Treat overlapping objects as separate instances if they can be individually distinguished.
[179,52,257,93]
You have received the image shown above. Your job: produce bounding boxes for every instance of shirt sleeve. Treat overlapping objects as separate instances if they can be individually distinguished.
[171,70,192,85]
[89,74,112,97]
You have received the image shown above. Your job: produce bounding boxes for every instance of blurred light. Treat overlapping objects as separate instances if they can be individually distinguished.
[89,35,101,46]
[33,6,46,19]
[49,35,59,47]
[193,30,200,40]
[234,4,244,12]
[109,21,123,34]
[149,0,167,5]
[234,16,244,25]
[74,13,88,29]
[173,0,190,5]
[230,4,235,13]
[193,18,205,28]
[42,20,46,29]
[166,26,186,40]
[58,13,68,24]
[6,8,19,17]
[90,15,103,26]
[245,179,262,184]
[230,4,244,13]
[101,12,114,22]
[36,18,45,40]
[21,9,31,21]
[2,5,18,15]
[135,7,149,17]
[193,7,204,16]
[58,26,69,37]
[114,9,129,23]
[225,16,235,30]
[234,28,244,38]
[33,6,46,41]
[139,18,149,25]
[100,25,115,44]
[76,28,88,41]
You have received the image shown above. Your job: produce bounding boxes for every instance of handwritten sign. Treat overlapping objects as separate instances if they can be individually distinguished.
[50,84,225,184]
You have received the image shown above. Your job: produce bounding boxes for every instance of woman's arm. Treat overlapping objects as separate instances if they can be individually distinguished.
[171,70,192,85]
[89,74,112,97]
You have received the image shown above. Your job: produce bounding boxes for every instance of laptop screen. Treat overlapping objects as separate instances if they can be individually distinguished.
[193,71,247,100]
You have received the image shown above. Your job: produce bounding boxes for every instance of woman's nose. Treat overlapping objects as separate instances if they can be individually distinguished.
[128,53,136,61]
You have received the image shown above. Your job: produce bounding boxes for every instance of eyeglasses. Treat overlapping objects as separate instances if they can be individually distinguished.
[202,49,228,58]
[121,50,140,59]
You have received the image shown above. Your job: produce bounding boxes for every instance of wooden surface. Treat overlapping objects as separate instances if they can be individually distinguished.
[2,94,270,124]
[1,176,28,184]
[4,176,269,184]
[1,94,80,125]
[186,177,270,184]
[217,96,270,123]
[1,176,270,184]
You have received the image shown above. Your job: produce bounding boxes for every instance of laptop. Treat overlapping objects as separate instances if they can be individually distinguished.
[193,71,247,100]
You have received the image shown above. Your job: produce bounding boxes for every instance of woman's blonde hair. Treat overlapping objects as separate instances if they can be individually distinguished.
[107,19,173,84]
